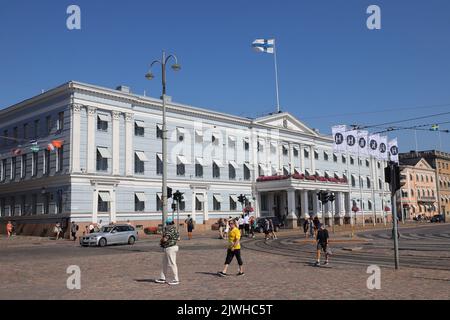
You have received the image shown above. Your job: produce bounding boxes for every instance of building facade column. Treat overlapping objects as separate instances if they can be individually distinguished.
[86,106,97,173]
[334,192,344,225]
[191,191,197,223]
[110,188,117,224]
[125,113,134,177]
[312,190,319,217]
[289,142,294,174]
[286,188,298,229]
[112,111,121,176]
[345,192,353,225]
[92,188,98,223]
[300,144,305,173]
[300,190,309,219]
[71,104,82,173]
[203,191,209,223]
[310,146,315,172]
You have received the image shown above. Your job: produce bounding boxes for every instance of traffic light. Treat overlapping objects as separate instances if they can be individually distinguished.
[238,194,246,204]
[171,203,177,211]
[384,162,401,193]
[173,190,184,202]
[328,193,336,202]
[317,191,330,203]
[167,187,173,199]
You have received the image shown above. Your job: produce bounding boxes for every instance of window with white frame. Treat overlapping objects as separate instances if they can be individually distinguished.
[135,192,146,212]
[213,194,222,211]
[195,158,204,178]
[135,151,147,174]
[98,191,111,212]
[230,195,238,211]
[97,114,109,131]
[57,112,64,131]
[135,120,145,136]
[96,147,111,171]
[156,153,163,175]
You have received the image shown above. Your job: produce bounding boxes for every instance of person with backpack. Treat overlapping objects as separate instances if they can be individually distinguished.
[70,222,79,241]
[303,218,309,238]
[315,224,331,266]
[185,214,194,240]
[155,217,180,285]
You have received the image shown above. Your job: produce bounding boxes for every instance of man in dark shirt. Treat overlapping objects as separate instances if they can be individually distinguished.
[315,224,330,266]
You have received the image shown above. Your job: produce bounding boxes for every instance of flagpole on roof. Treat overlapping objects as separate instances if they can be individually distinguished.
[273,40,280,113]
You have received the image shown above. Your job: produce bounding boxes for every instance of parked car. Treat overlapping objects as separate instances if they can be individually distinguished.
[80,224,138,247]
[430,214,445,223]
[255,217,282,233]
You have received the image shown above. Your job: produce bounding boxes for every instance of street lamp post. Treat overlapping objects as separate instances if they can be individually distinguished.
[146,51,181,229]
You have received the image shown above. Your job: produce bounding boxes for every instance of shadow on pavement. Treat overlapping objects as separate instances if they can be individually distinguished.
[195,271,222,277]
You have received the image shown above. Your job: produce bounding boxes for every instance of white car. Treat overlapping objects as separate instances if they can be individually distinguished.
[80,224,138,247]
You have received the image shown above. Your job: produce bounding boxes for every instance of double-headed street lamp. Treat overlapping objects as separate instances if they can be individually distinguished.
[146,51,181,228]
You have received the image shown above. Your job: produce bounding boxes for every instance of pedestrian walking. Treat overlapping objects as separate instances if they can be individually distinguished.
[54,223,62,240]
[243,214,250,237]
[185,215,194,240]
[313,216,320,238]
[218,218,225,239]
[269,219,277,239]
[70,222,79,241]
[223,219,230,239]
[315,224,331,266]
[303,219,309,238]
[264,218,270,240]
[238,215,245,236]
[218,220,244,277]
[6,221,13,238]
[249,216,256,239]
[155,217,180,285]
[309,218,314,238]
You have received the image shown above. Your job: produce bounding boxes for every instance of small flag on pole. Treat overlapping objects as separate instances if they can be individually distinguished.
[47,143,55,151]
[431,124,439,131]
[252,39,275,54]
[11,148,22,156]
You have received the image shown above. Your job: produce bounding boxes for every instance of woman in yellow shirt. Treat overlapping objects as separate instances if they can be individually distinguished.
[218,220,244,277]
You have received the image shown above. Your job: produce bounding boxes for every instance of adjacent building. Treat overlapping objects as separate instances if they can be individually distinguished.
[0,81,391,236]
[400,150,450,222]
[398,157,438,220]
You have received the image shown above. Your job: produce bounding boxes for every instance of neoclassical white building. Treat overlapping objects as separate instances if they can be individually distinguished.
[0,81,391,235]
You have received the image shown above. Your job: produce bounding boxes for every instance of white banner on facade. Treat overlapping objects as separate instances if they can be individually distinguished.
[379,136,388,160]
[346,130,358,155]
[389,138,399,163]
[368,134,380,158]
[357,130,369,156]
[332,125,346,154]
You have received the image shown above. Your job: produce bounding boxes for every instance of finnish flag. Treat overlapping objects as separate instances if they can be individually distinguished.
[252,39,275,53]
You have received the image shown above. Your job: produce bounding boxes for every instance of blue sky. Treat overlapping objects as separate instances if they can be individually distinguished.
[1,0,450,152]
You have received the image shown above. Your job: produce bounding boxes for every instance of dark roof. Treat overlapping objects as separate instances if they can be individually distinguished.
[399,158,422,167]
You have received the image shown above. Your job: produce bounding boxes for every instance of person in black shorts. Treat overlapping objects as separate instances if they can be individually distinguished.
[315,224,330,266]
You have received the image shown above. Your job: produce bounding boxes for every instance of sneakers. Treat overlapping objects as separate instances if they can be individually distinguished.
[218,271,227,277]
[323,261,329,266]
[168,280,180,286]
[314,261,320,267]
[237,272,245,276]
[155,279,166,284]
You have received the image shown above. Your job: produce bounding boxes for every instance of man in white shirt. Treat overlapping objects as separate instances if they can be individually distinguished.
[238,215,245,236]
[243,214,250,237]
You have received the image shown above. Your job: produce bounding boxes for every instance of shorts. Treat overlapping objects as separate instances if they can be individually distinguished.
[225,249,243,266]
[187,225,194,233]
[244,224,250,232]
[317,242,328,252]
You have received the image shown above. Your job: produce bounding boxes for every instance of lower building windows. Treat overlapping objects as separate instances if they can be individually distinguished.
[230,196,237,211]
[98,191,111,213]
[156,194,163,211]
[213,194,222,211]
[135,193,145,212]
[195,163,203,178]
